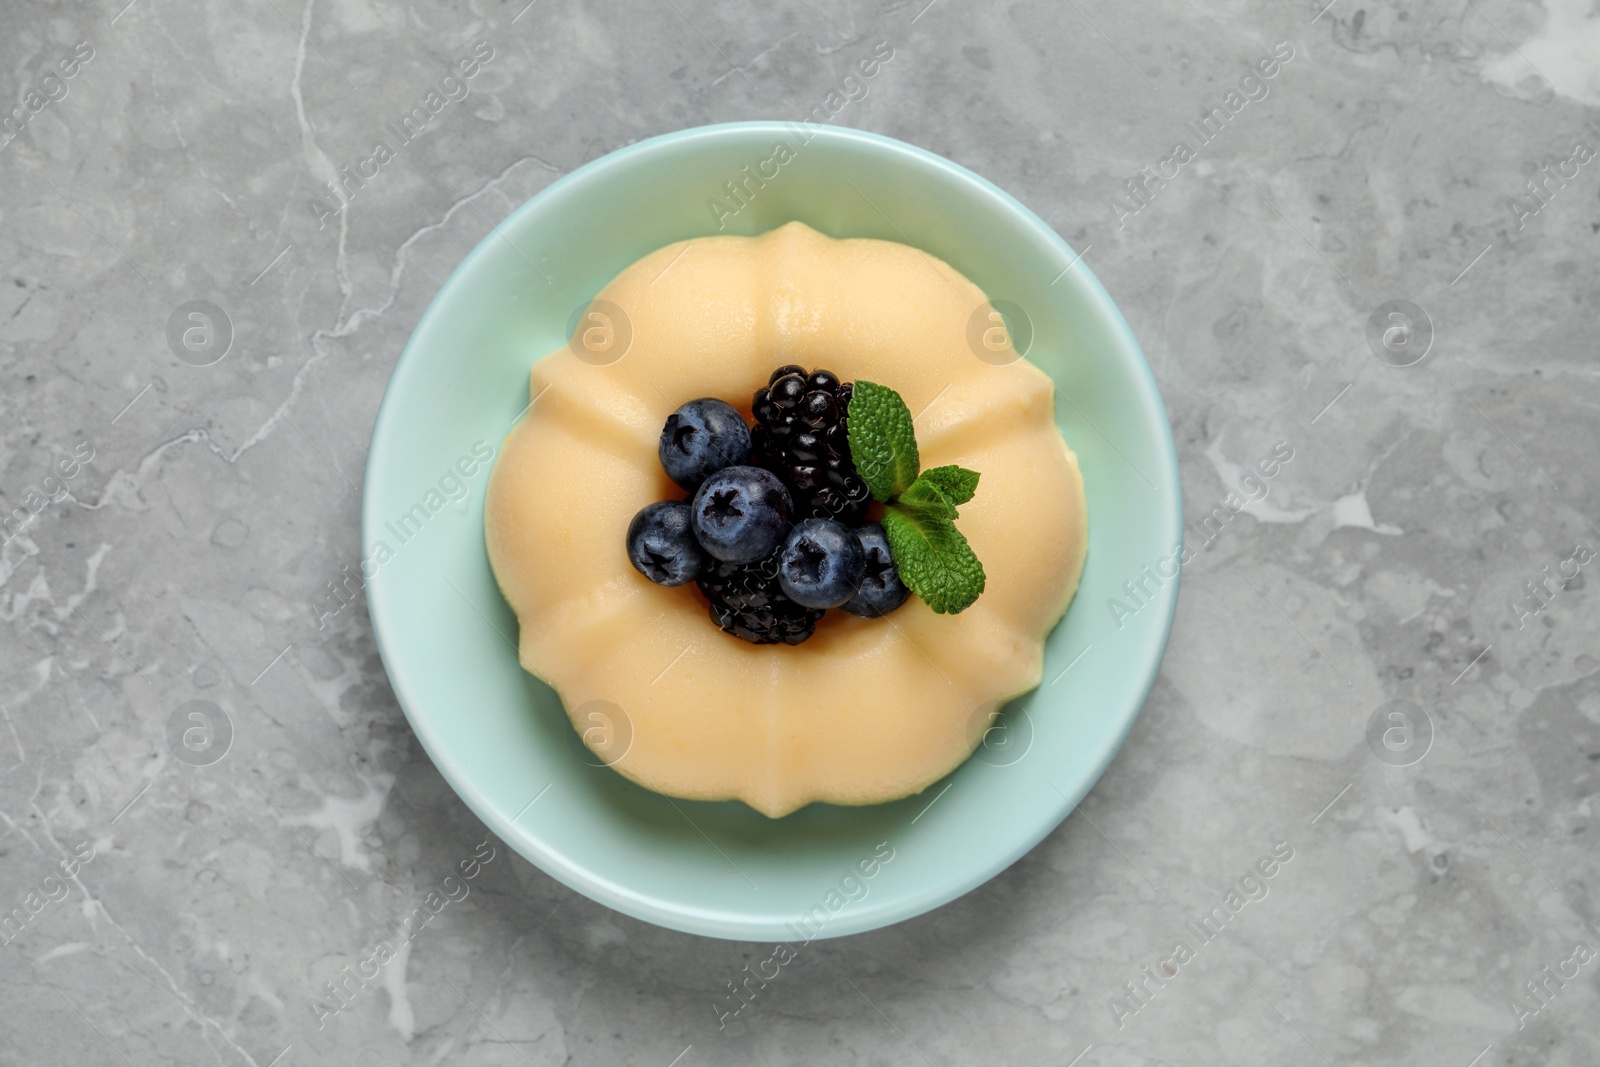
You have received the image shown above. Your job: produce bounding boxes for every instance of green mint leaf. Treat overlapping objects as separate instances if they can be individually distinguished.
[881,505,987,614]
[916,465,980,508]
[897,476,958,523]
[845,381,987,611]
[847,380,920,502]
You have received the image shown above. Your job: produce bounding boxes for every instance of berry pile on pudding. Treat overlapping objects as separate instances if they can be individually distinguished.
[627,365,949,645]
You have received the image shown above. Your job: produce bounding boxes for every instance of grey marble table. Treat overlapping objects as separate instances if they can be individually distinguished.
[3,0,1598,1063]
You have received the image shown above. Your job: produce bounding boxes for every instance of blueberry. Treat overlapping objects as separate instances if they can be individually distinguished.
[691,466,793,564]
[626,501,706,586]
[658,398,753,491]
[778,518,866,610]
[841,522,910,618]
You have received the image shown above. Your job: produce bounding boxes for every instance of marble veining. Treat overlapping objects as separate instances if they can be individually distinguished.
[1,0,1597,1064]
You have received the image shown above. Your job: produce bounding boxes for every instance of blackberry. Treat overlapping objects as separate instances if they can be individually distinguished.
[751,365,871,525]
[696,549,823,645]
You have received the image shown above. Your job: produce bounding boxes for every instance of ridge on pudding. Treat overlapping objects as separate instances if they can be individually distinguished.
[485,221,1087,817]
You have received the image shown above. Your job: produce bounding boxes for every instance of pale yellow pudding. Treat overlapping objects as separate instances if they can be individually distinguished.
[485,221,1086,817]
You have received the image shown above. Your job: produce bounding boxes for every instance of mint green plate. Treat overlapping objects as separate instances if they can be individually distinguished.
[364,122,1180,941]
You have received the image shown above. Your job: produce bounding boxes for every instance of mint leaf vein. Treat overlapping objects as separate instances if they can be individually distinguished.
[916,465,980,509]
[897,476,958,524]
[881,507,987,615]
[846,380,920,502]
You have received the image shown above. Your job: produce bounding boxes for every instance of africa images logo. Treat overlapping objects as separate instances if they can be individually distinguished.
[307,41,495,229]
[0,41,95,153]
[308,841,497,1029]
[712,841,896,1030]
[310,440,495,629]
[1110,42,1295,230]
[705,40,895,232]
[1107,440,1294,630]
